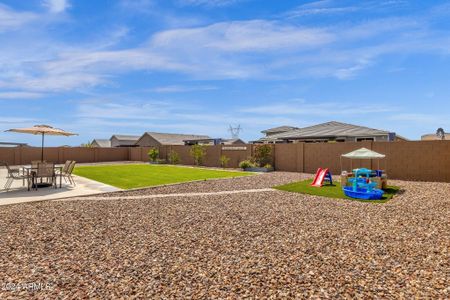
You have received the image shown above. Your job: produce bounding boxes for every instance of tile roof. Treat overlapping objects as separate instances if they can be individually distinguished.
[92,139,111,147]
[261,121,390,141]
[142,132,211,145]
[110,135,140,141]
[261,126,299,134]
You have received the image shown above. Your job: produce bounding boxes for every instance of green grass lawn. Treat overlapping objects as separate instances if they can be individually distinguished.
[73,164,252,189]
[275,179,400,203]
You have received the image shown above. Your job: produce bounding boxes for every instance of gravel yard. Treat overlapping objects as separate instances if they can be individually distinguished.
[0,173,449,298]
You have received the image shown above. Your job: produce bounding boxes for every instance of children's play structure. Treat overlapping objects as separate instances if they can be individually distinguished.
[340,148,387,200]
[311,168,333,187]
[342,168,385,200]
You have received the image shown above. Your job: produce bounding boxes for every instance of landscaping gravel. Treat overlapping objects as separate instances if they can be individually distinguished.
[0,174,449,298]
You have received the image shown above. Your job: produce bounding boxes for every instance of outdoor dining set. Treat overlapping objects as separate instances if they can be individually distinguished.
[1,124,79,192]
[1,160,77,191]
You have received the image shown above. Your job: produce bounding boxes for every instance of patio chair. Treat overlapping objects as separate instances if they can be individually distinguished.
[57,160,71,176]
[63,161,76,186]
[57,160,75,185]
[0,161,32,191]
[34,162,56,190]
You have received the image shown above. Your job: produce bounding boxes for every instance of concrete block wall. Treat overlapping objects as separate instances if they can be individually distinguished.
[1,141,449,182]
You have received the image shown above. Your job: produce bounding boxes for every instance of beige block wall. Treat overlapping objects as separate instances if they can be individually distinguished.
[222,146,252,168]
[170,145,195,165]
[0,148,16,165]
[274,144,301,172]
[96,148,129,162]
[1,141,449,182]
[303,141,372,175]
[129,148,142,162]
[372,141,450,182]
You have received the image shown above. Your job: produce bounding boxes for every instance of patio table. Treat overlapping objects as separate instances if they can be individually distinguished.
[22,165,63,191]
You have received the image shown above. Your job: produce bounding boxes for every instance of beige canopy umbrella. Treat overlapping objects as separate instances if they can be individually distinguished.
[6,125,77,161]
[340,147,386,172]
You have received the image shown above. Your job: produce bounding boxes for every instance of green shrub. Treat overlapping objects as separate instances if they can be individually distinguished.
[147,148,159,162]
[190,144,207,166]
[168,150,180,165]
[263,163,273,169]
[253,144,272,167]
[239,160,256,169]
[219,155,230,168]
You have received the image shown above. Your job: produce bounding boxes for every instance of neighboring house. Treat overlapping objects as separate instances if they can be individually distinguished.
[222,138,246,145]
[255,121,407,143]
[261,126,299,137]
[135,132,211,147]
[183,138,246,145]
[110,135,140,147]
[421,133,450,140]
[91,139,111,148]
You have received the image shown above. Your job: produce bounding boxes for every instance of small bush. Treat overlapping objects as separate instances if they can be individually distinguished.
[190,144,207,166]
[253,144,273,167]
[168,150,180,165]
[219,155,230,168]
[239,160,256,169]
[263,163,272,169]
[148,148,159,162]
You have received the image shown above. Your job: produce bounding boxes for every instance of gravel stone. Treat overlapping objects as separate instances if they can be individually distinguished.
[0,173,448,299]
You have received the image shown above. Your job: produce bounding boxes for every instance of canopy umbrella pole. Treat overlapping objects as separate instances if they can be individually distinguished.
[41,132,45,162]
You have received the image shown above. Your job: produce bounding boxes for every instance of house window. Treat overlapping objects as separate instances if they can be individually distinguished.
[356,138,374,142]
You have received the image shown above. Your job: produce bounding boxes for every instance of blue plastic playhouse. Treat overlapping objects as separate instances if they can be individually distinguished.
[343,168,385,200]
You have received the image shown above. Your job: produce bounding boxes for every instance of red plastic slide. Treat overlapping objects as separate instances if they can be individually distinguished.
[311,168,330,187]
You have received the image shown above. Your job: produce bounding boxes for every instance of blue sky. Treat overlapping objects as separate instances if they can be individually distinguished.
[0,0,449,146]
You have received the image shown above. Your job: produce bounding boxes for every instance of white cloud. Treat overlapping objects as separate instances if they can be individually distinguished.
[240,100,395,116]
[72,99,304,141]
[42,0,70,13]
[151,85,218,93]
[0,4,37,32]
[287,0,409,18]
[334,59,373,79]
[178,0,239,7]
[288,4,358,17]
[389,113,450,126]
[151,20,334,52]
[0,91,45,99]
[0,117,41,132]
[77,101,174,120]
[0,2,449,93]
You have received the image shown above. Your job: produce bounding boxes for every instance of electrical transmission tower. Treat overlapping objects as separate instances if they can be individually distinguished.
[228,124,242,139]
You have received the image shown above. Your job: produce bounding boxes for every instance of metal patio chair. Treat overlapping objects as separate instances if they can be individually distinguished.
[1,161,32,191]
[34,162,56,190]
[63,161,77,186]
[57,160,76,185]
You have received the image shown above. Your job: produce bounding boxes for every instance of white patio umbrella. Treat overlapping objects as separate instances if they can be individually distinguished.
[340,147,386,172]
[5,125,77,161]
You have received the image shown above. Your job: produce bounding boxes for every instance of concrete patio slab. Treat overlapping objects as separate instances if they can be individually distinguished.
[0,168,121,206]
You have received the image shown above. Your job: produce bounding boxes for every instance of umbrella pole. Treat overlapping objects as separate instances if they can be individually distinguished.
[41,133,44,162]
